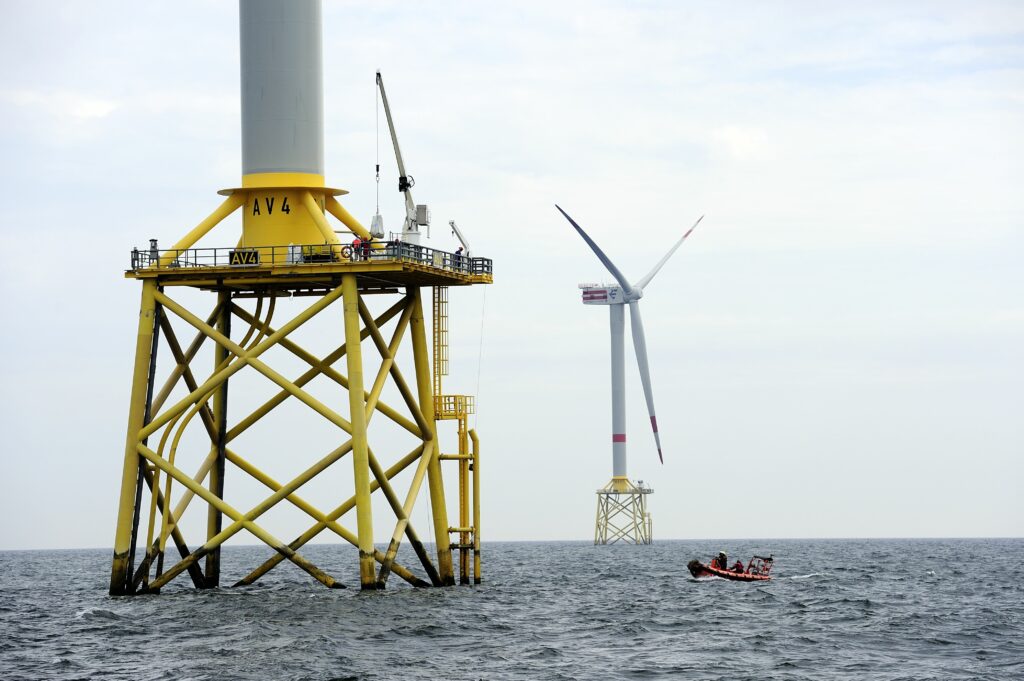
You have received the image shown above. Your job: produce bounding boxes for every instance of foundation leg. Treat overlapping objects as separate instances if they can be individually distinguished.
[343,275,377,589]
[110,279,159,595]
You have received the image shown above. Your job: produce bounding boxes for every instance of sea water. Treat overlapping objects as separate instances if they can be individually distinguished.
[1,539,1021,680]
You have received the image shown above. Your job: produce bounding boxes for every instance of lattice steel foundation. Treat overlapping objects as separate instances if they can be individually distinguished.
[594,478,653,545]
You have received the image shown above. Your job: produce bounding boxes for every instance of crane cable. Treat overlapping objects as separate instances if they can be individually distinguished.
[473,286,487,430]
[375,75,380,214]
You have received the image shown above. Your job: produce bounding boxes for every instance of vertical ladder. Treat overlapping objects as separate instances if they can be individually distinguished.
[432,286,448,397]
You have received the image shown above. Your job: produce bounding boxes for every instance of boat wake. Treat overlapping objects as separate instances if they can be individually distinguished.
[788,573,822,580]
[75,608,123,621]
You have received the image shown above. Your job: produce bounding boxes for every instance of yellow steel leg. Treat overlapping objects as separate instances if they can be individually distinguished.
[470,429,481,584]
[126,295,164,588]
[342,274,377,589]
[410,288,454,585]
[206,290,231,586]
[110,279,158,595]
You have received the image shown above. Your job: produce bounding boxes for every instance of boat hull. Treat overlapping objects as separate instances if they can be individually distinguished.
[687,559,772,582]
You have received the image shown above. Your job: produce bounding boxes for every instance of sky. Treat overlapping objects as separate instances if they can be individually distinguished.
[0,1,1022,551]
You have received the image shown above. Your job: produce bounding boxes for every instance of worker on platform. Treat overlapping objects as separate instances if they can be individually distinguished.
[351,236,362,262]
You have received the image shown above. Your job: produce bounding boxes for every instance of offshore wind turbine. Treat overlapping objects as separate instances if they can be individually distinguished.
[556,205,702,545]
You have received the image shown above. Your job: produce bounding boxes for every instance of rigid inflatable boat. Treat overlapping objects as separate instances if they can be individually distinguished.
[687,555,773,582]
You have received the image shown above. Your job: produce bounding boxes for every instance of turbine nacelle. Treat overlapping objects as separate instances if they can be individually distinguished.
[580,285,641,305]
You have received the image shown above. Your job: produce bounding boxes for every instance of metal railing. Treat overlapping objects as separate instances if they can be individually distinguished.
[129,242,493,276]
[434,394,476,419]
[596,483,653,494]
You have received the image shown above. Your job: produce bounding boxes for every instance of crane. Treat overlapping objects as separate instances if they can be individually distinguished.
[376,70,429,245]
[449,220,471,257]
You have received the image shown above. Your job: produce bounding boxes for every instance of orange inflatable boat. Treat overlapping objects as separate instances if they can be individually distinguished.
[687,555,774,582]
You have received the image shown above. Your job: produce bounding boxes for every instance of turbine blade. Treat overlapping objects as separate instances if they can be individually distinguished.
[634,215,704,291]
[556,205,634,297]
[628,301,664,464]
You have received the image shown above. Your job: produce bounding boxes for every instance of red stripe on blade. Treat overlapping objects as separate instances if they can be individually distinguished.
[650,416,658,432]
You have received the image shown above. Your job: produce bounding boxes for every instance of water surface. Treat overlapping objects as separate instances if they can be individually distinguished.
[1,539,1021,680]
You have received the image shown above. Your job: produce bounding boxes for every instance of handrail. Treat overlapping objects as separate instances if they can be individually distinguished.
[129,242,493,276]
[596,485,654,494]
[434,394,476,418]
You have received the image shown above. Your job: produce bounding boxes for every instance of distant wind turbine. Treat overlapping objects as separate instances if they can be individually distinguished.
[557,205,703,544]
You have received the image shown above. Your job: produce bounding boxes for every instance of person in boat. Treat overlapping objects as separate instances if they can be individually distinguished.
[712,551,728,570]
[731,559,745,573]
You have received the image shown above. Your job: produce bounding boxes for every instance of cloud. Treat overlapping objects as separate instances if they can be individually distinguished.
[711,126,775,161]
[2,89,120,119]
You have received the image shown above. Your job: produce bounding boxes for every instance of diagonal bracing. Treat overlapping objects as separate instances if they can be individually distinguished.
[113,280,451,593]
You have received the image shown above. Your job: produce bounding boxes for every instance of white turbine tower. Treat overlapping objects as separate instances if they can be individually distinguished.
[557,205,703,545]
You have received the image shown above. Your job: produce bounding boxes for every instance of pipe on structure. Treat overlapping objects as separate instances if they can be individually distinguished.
[470,429,481,584]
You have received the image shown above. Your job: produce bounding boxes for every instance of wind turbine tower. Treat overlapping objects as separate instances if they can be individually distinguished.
[557,206,702,545]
